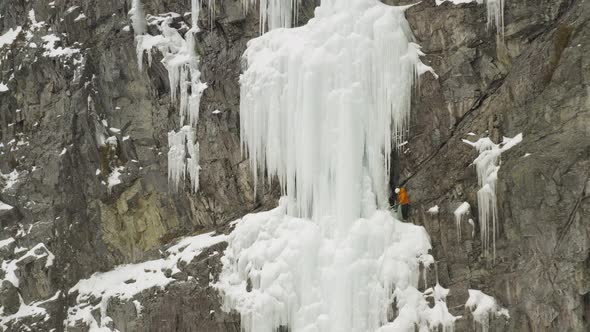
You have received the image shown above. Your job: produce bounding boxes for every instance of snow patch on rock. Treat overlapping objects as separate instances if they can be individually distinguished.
[466,289,509,332]
[0,27,22,48]
[427,205,440,214]
[66,231,226,330]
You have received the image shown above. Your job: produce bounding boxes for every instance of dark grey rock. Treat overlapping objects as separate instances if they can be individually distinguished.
[0,0,587,331]
[0,280,20,315]
[397,0,589,330]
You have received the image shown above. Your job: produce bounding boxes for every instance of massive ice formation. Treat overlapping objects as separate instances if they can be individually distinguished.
[216,1,457,331]
[239,0,432,221]
[218,199,440,332]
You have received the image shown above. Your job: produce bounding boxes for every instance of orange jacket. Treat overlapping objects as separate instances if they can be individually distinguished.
[398,188,410,205]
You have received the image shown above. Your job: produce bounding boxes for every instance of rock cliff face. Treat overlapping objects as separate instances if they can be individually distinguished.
[0,0,588,331]
[397,0,589,330]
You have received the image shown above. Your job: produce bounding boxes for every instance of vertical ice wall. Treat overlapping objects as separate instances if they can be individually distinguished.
[130,0,207,192]
[239,0,432,221]
[217,1,457,331]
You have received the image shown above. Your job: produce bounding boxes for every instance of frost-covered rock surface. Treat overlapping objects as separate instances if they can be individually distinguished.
[0,0,588,331]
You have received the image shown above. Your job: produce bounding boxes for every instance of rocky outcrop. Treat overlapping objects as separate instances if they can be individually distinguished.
[397,0,589,330]
[0,0,588,331]
[0,0,277,329]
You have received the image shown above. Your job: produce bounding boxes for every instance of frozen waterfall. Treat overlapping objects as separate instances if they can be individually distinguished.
[215,1,457,331]
[238,0,433,221]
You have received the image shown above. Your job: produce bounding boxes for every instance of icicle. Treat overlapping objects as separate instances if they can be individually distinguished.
[129,0,147,35]
[192,0,201,28]
[168,126,201,193]
[485,0,505,36]
[207,0,216,30]
[167,129,187,191]
[463,134,522,260]
[453,201,470,242]
[129,0,148,70]
[468,218,475,237]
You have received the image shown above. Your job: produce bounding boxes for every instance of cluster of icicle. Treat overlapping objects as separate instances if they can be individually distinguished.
[241,0,301,33]
[463,133,522,260]
[215,1,462,331]
[130,0,207,192]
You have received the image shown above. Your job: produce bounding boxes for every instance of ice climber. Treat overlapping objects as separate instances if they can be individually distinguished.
[396,187,411,220]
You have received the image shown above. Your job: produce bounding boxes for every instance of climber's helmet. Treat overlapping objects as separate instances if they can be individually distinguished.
[395,188,400,194]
